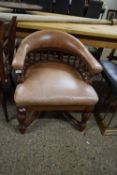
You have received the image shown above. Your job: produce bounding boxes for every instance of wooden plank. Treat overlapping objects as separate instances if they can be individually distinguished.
[16,30,117,49]
[0,7,12,12]
[0,1,42,10]
[15,11,117,49]
[80,39,117,49]
[17,21,117,40]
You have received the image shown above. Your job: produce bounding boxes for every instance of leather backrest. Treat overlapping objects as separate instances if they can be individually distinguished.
[13,30,102,74]
[19,30,92,59]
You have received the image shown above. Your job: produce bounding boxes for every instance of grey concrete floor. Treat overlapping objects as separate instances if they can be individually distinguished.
[0,102,117,175]
[0,48,117,175]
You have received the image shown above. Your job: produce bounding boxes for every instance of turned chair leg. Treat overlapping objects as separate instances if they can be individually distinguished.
[17,108,27,134]
[79,112,91,131]
[63,109,92,131]
[17,108,40,134]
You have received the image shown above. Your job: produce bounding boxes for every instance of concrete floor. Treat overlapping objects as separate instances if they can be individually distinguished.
[0,102,117,175]
[0,48,117,175]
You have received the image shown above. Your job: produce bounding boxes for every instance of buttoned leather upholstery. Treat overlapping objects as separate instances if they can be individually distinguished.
[14,62,98,107]
[101,60,117,89]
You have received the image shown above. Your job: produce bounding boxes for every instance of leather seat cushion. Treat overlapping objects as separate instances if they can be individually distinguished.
[101,60,117,89]
[14,62,98,107]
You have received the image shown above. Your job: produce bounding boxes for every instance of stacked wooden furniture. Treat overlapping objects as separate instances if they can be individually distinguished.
[22,0,104,17]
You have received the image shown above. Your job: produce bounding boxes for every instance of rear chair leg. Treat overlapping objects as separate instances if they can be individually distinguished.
[17,108,27,134]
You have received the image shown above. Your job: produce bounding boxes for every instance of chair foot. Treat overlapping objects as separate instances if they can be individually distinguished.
[19,125,26,134]
[17,108,27,134]
[17,108,40,134]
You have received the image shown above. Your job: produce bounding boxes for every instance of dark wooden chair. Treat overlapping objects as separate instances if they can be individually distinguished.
[38,0,53,12]
[53,0,69,14]
[12,30,102,134]
[85,0,103,18]
[95,59,117,135]
[69,0,85,17]
[0,17,17,121]
[22,0,38,4]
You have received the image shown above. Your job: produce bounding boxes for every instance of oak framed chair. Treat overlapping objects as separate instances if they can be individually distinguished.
[12,30,102,134]
[0,16,17,121]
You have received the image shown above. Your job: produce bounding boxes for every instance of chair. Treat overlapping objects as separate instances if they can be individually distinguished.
[38,0,53,12]
[0,17,17,121]
[69,0,85,17]
[53,0,69,14]
[12,30,102,134]
[22,0,38,4]
[95,60,117,135]
[85,0,103,19]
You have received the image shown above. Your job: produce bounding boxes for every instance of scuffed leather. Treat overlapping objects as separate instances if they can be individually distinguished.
[12,30,102,74]
[14,62,98,107]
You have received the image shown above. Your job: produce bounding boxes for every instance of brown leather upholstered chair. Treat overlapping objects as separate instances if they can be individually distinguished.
[12,30,102,134]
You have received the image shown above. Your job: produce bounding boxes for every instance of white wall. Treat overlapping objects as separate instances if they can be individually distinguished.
[104,0,117,9]
[103,0,117,18]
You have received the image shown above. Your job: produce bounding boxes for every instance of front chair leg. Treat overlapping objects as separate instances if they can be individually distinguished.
[17,108,27,134]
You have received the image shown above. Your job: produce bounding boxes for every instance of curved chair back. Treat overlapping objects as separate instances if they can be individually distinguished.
[13,30,102,75]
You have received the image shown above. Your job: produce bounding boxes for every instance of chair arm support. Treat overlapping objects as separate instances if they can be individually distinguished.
[12,43,29,70]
